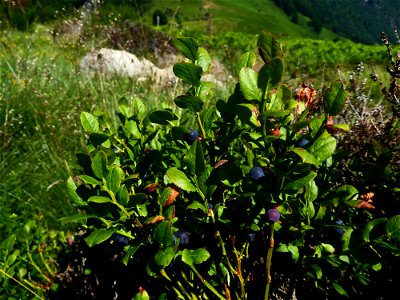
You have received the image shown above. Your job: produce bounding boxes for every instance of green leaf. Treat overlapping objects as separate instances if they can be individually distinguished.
[266,85,289,110]
[191,248,210,264]
[88,133,109,148]
[117,185,130,207]
[124,120,141,139]
[332,282,349,297]
[308,131,336,163]
[302,200,315,219]
[85,228,117,247]
[154,247,175,267]
[0,234,16,254]
[339,255,350,264]
[181,248,194,265]
[118,97,131,118]
[362,218,387,243]
[184,140,206,178]
[288,244,299,262]
[122,243,143,266]
[305,180,318,202]
[6,250,19,266]
[331,185,358,207]
[88,196,112,203]
[257,31,282,63]
[174,95,204,112]
[92,150,108,179]
[236,103,261,127]
[186,201,207,213]
[196,47,211,72]
[16,226,33,243]
[373,240,400,255]
[66,176,87,207]
[310,264,323,279]
[173,38,199,62]
[386,215,400,240]
[78,175,101,186]
[284,171,317,191]
[332,123,350,131]
[59,214,97,225]
[258,57,284,94]
[106,165,123,193]
[197,81,215,101]
[323,82,347,116]
[132,97,146,120]
[159,187,173,207]
[309,117,325,134]
[166,167,196,192]
[239,67,262,101]
[181,248,210,265]
[80,112,99,133]
[341,229,353,251]
[149,110,178,125]
[291,148,320,166]
[321,243,335,253]
[154,221,175,247]
[173,63,203,86]
[236,52,256,76]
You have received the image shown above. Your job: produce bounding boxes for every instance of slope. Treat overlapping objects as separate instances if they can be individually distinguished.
[150,0,341,40]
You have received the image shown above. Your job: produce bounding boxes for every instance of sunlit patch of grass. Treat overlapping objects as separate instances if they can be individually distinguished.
[0,28,188,238]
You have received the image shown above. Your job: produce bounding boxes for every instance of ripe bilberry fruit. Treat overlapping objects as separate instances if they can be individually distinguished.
[174,229,190,245]
[335,219,345,235]
[113,234,129,246]
[247,233,256,242]
[295,139,309,148]
[184,129,198,143]
[249,166,266,182]
[267,208,280,223]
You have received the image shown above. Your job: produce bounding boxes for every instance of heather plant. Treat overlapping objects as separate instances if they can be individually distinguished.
[66,32,400,299]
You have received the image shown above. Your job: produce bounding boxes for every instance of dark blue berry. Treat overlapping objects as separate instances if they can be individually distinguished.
[208,203,214,209]
[295,139,309,148]
[335,219,345,235]
[247,233,256,242]
[174,229,190,245]
[267,208,280,223]
[249,166,265,182]
[113,234,129,246]
[184,129,198,143]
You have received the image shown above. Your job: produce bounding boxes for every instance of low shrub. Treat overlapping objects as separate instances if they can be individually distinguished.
[61,33,400,299]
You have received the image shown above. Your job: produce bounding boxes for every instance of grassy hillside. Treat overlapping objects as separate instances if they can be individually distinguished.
[149,0,341,39]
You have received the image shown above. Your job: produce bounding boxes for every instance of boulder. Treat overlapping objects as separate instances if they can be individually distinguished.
[80,48,229,87]
[80,48,176,84]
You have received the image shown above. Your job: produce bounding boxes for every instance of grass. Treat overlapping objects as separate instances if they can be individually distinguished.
[0,26,187,238]
[150,0,342,39]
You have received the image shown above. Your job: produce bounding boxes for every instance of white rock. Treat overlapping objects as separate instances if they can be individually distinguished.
[79,48,229,87]
[80,48,158,77]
